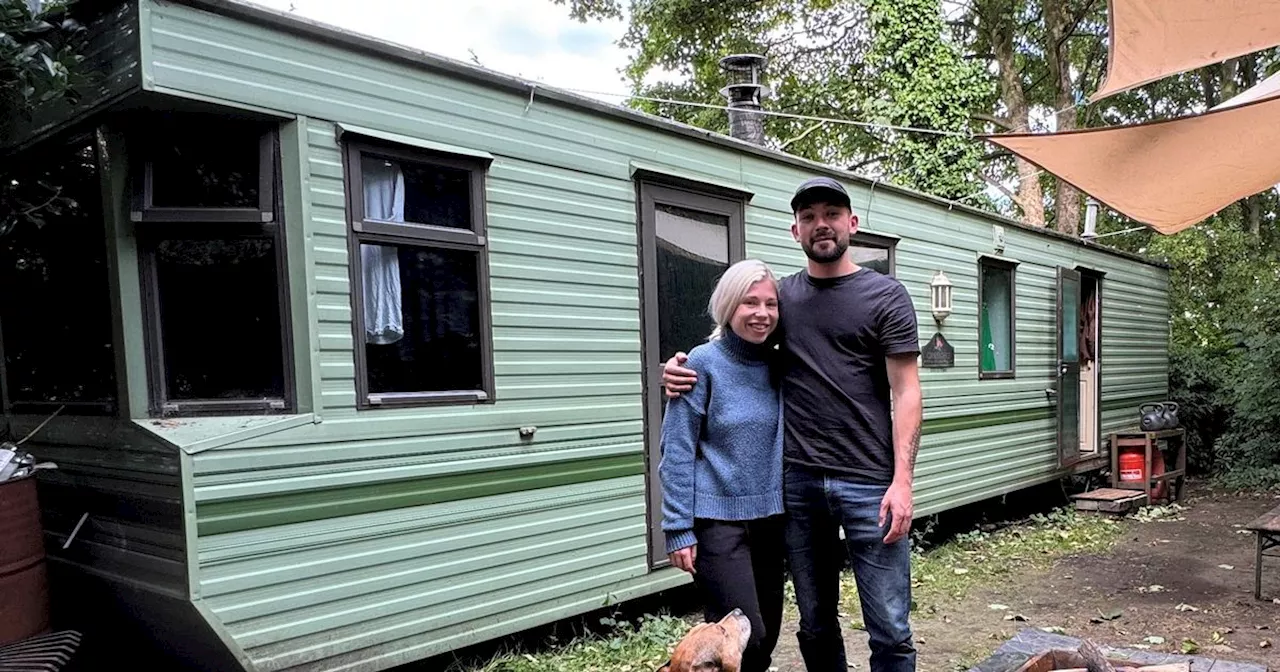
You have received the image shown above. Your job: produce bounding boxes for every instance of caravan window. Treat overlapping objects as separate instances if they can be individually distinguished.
[133,118,294,416]
[978,257,1017,379]
[342,138,495,408]
[133,118,275,223]
[849,231,896,276]
[0,137,118,415]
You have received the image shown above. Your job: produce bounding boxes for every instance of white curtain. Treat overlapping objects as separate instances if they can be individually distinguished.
[361,157,405,345]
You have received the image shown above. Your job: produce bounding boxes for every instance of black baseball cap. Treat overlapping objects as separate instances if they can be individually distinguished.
[790,176,851,212]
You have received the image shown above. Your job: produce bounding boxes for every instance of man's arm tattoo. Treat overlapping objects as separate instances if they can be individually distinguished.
[905,424,921,474]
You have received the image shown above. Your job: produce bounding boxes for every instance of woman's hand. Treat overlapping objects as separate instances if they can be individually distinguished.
[669,545,697,574]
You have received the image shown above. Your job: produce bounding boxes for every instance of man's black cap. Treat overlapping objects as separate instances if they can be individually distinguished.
[790,176,851,212]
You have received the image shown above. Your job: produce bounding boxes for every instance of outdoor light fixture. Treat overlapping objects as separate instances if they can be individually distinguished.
[1082,197,1099,242]
[930,270,953,323]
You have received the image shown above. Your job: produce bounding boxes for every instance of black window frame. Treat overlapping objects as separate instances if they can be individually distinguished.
[849,230,898,276]
[134,126,296,417]
[130,128,276,224]
[636,178,748,570]
[978,256,1018,380]
[342,137,496,409]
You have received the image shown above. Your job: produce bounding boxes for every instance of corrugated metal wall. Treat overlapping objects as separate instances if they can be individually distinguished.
[16,418,186,595]
[138,1,1170,669]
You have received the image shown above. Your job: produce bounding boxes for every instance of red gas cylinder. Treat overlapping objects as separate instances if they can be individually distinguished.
[1118,449,1146,483]
[0,473,50,645]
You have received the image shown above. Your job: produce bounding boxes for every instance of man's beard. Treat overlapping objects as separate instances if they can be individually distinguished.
[802,234,849,263]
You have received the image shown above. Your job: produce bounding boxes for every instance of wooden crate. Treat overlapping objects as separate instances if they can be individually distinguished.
[1072,488,1148,515]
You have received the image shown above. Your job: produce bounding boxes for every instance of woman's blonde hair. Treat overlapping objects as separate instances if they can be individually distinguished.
[707,258,778,340]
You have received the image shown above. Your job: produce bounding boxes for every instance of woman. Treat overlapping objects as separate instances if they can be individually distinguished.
[658,258,785,672]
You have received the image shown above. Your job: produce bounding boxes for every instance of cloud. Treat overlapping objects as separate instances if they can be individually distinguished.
[557,24,615,57]
[493,18,553,58]
[241,0,631,100]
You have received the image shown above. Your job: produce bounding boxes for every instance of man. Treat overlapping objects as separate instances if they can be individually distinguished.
[662,176,924,672]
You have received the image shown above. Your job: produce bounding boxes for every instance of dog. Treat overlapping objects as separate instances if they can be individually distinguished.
[655,608,752,672]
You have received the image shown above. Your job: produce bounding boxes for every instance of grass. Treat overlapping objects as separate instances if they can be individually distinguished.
[898,506,1123,611]
[460,506,1123,671]
[449,613,693,672]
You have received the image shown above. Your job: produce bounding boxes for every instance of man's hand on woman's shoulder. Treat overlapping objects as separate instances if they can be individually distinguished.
[663,352,698,398]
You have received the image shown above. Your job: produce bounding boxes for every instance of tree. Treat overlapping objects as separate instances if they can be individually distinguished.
[565,0,992,201]
[0,0,86,124]
[862,0,994,200]
[0,0,89,237]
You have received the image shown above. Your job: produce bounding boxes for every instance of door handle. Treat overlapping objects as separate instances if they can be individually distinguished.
[1045,387,1058,396]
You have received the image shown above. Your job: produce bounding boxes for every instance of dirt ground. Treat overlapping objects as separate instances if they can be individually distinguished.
[767,483,1280,672]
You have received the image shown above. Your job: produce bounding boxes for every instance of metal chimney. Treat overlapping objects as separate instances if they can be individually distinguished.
[719,54,769,145]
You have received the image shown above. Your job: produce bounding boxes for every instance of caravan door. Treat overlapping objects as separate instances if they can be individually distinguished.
[1056,267,1082,467]
[636,181,745,568]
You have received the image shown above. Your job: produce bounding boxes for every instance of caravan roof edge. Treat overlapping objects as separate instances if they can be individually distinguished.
[126,0,1175,269]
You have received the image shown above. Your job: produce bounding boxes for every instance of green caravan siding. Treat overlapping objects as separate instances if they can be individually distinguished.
[138,1,1170,669]
[148,3,674,664]
[0,3,140,151]
[11,416,185,595]
[195,477,685,671]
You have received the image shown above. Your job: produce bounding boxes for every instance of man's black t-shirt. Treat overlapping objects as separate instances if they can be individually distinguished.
[777,267,920,484]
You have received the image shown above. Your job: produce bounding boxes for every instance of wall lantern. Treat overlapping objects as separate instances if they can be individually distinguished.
[930,270,953,323]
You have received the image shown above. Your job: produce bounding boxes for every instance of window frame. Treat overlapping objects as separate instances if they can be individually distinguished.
[0,132,120,416]
[131,128,276,224]
[342,137,496,410]
[977,256,1018,380]
[636,178,747,570]
[849,230,898,277]
[134,127,296,417]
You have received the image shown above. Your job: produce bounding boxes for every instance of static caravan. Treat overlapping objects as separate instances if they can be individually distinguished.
[0,1,1170,670]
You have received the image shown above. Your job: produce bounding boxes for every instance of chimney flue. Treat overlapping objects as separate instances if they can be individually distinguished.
[719,54,768,145]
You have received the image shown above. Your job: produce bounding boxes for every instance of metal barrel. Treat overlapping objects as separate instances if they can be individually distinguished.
[0,473,51,645]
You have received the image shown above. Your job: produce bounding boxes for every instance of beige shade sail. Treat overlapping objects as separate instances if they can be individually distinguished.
[983,94,1280,235]
[1091,0,1280,102]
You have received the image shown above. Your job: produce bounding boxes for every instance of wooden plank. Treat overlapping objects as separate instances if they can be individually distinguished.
[1245,505,1280,532]
[1073,488,1145,502]
[1074,491,1147,514]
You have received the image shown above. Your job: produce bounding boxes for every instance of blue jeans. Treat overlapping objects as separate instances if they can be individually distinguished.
[784,463,915,672]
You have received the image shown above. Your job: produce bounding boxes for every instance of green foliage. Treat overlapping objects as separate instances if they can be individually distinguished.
[588,0,998,194]
[459,613,692,672]
[0,0,87,122]
[863,0,993,199]
[1213,268,1280,489]
[1,0,91,238]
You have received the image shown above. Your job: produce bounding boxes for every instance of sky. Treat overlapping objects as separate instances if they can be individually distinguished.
[242,0,638,103]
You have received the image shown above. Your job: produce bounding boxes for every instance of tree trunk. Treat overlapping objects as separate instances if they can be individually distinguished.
[988,2,1045,227]
[1219,56,1263,236]
[1241,195,1262,236]
[1045,0,1081,236]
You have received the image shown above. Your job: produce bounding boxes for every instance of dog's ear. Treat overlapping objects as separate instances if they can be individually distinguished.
[655,659,672,672]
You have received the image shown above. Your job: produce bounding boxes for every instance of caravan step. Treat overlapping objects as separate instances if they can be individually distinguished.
[1071,488,1148,515]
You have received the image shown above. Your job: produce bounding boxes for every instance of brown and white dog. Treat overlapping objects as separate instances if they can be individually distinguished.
[656,609,752,672]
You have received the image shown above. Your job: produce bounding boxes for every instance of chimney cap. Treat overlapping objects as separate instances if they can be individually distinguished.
[719,54,767,71]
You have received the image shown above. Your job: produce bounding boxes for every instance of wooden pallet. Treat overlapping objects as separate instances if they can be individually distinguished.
[1072,488,1148,514]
